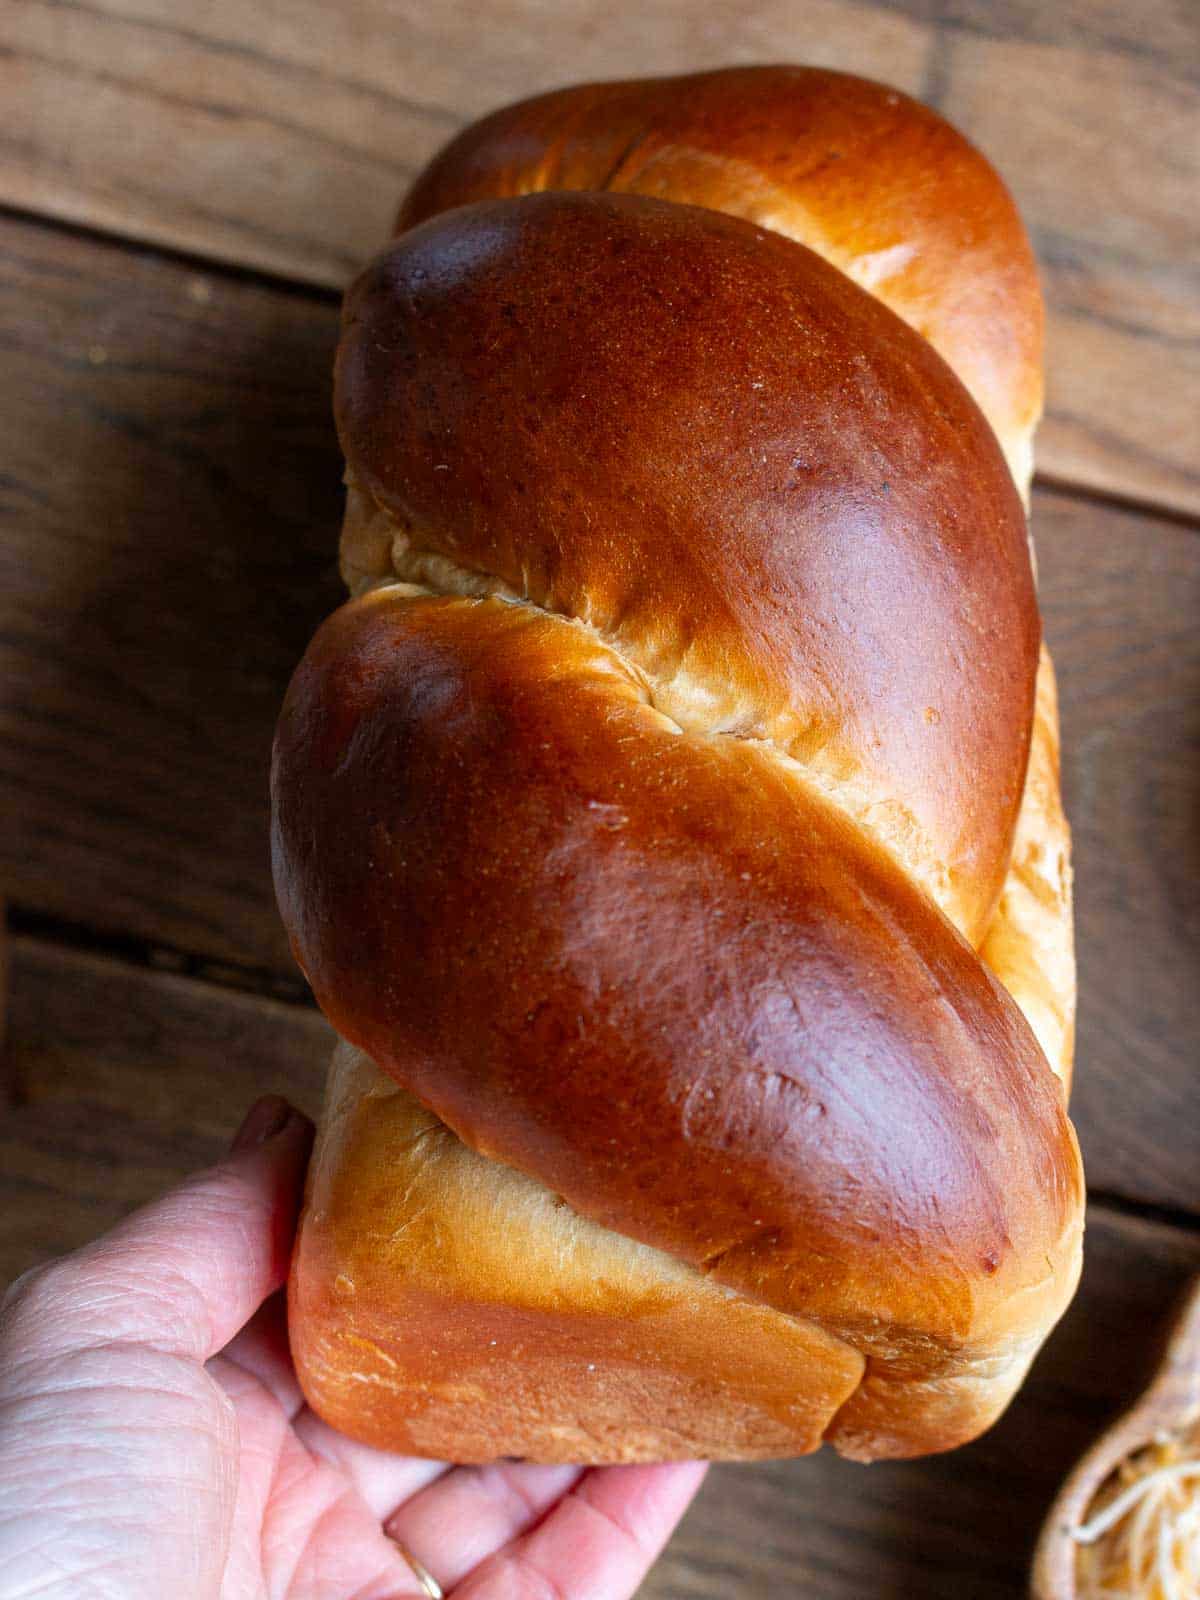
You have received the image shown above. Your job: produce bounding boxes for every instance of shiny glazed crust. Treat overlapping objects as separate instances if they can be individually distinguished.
[334,193,1037,944]
[274,67,1082,1463]
[397,66,1044,499]
[292,1042,869,1462]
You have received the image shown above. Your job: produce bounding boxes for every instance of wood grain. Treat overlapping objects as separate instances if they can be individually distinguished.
[2,213,1196,1210]
[0,935,333,1282]
[3,934,1199,1599]
[936,23,1200,514]
[0,0,1196,512]
[0,213,342,971]
[1036,488,1200,1216]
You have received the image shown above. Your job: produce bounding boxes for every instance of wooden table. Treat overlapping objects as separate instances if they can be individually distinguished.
[1,3,1197,1594]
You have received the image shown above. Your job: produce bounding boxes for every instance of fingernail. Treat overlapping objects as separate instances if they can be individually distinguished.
[231,1094,294,1152]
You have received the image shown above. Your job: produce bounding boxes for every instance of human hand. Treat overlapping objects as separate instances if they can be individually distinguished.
[0,1096,707,1598]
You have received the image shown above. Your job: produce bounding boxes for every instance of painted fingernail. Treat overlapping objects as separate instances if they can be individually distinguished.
[231,1094,293,1152]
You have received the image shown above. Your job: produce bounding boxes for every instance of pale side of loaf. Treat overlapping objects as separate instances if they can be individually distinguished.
[274,66,1082,1464]
[292,1037,1070,1463]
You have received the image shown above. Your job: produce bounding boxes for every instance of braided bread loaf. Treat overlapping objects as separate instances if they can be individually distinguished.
[273,66,1083,1463]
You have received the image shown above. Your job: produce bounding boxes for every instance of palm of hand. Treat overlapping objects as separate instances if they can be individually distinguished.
[0,1103,703,1599]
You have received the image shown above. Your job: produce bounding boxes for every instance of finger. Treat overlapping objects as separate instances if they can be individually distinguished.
[453,1460,709,1600]
[293,1406,450,1517]
[1,1097,313,1366]
[214,1290,304,1416]
[383,1460,583,1590]
[211,1357,429,1600]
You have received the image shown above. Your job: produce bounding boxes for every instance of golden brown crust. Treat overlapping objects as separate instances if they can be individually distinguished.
[273,586,1082,1440]
[291,1042,1079,1463]
[982,647,1076,1091]
[291,1044,868,1462]
[396,66,1043,497]
[336,192,1038,941]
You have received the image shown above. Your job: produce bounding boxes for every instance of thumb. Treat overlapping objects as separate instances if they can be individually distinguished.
[1,1097,314,1365]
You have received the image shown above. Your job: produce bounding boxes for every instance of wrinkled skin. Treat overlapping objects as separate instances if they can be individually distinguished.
[0,1098,705,1599]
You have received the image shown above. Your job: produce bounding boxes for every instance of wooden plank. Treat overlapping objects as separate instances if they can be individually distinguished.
[5,935,1200,1597]
[2,213,1198,1209]
[936,24,1200,516]
[7,937,332,1133]
[0,213,342,971]
[1036,488,1200,1217]
[0,0,927,287]
[0,1,1195,513]
[0,936,333,1281]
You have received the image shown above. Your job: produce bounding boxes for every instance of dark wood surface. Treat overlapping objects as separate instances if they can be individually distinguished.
[2,936,332,1279]
[0,4,1197,1594]
[0,215,341,973]
[1036,492,1200,1215]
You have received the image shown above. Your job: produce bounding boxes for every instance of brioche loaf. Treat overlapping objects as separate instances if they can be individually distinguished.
[272,66,1082,1463]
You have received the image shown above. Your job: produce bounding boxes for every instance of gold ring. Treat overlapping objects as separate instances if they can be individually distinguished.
[393,1539,445,1599]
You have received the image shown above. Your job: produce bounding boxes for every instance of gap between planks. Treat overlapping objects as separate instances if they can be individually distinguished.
[5,902,315,1010]
[0,197,343,309]
[1033,472,1200,535]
